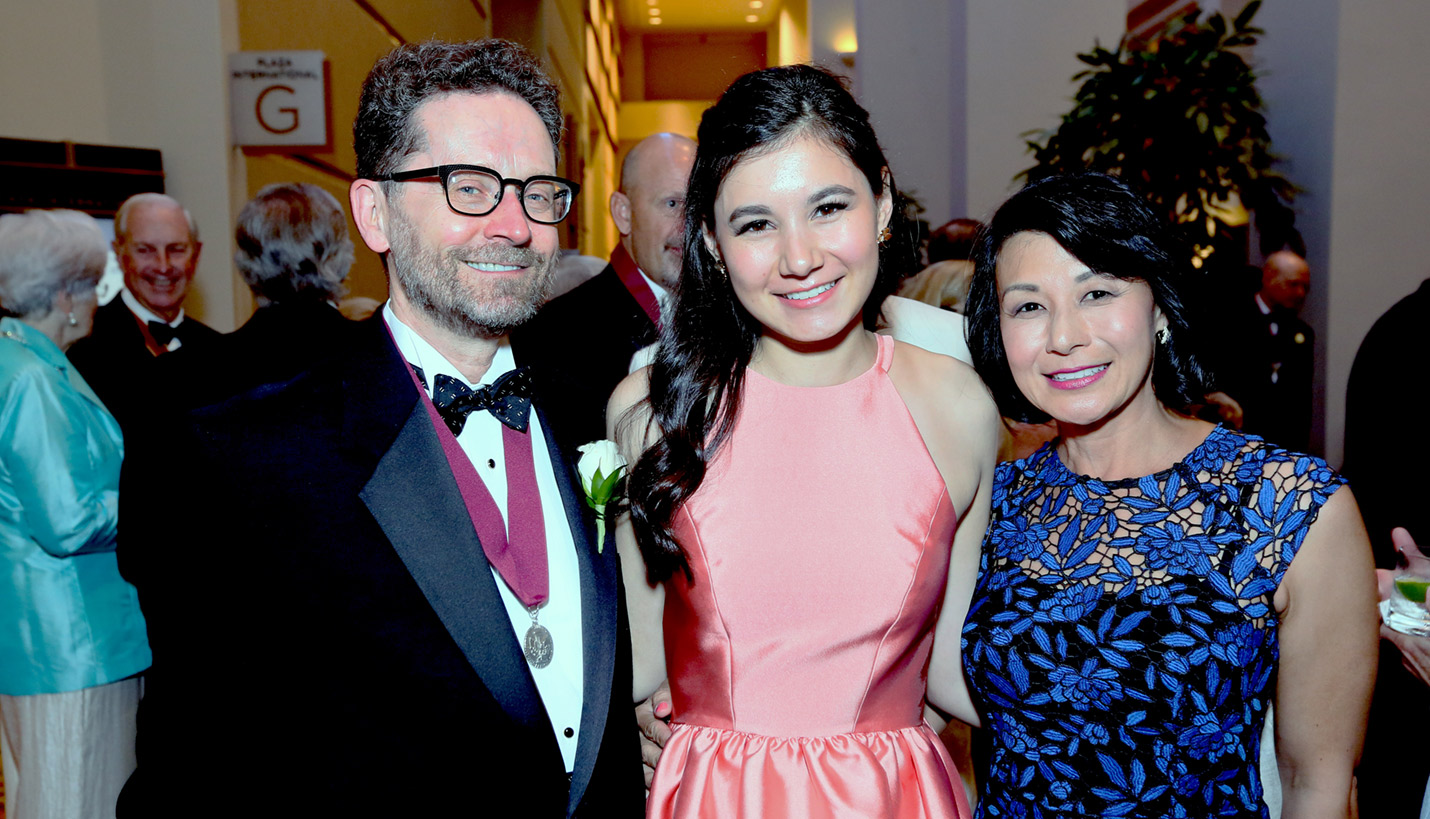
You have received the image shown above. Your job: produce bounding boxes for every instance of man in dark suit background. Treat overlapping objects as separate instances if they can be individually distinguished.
[157,182,357,408]
[67,193,220,428]
[1219,248,1315,451]
[1343,278,1430,818]
[516,132,696,453]
[117,40,642,817]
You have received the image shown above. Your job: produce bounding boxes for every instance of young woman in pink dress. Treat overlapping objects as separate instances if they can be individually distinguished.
[608,65,999,818]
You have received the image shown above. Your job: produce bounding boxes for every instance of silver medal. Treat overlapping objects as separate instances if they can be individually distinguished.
[524,622,554,668]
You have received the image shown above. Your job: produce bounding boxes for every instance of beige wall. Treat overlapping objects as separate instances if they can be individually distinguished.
[237,0,495,313]
[771,0,811,67]
[1322,1,1430,463]
[855,0,1430,463]
[614,27,709,151]
[240,0,626,311]
[850,0,1124,229]
[0,1,111,142]
[618,101,706,141]
[0,0,622,330]
[964,0,1126,221]
[1,0,241,330]
[809,0,856,68]
[491,0,621,258]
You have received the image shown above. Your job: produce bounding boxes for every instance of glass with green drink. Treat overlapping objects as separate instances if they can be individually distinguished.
[1386,543,1430,636]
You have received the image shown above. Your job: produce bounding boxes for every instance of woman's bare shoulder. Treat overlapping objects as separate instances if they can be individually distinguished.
[891,341,998,421]
[607,366,658,452]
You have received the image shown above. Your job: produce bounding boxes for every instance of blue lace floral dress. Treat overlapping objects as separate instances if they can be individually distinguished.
[961,425,1345,819]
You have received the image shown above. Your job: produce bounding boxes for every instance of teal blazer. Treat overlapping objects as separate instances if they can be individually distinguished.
[0,317,150,695]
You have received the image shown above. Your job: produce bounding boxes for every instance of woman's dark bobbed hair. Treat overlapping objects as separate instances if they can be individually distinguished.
[964,171,1213,424]
[627,64,907,582]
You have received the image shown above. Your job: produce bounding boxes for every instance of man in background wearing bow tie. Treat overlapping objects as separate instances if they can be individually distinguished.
[117,39,642,818]
[1215,245,1317,452]
[67,193,220,430]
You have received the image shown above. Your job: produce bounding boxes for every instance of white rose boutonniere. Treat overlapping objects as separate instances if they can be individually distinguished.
[577,440,628,553]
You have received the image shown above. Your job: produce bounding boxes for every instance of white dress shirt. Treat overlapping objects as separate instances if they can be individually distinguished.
[384,304,585,771]
[641,269,671,314]
[1253,292,1286,384]
[120,289,184,352]
[626,268,670,374]
[876,295,972,364]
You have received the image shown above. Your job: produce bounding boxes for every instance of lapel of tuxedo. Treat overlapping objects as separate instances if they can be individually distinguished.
[600,265,660,350]
[97,298,151,355]
[531,401,619,814]
[349,319,549,736]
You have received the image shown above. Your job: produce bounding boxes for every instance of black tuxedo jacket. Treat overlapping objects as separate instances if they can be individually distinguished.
[514,264,658,455]
[1343,282,1430,819]
[154,298,357,410]
[1215,297,1314,451]
[1344,278,1430,567]
[116,317,642,817]
[67,297,221,430]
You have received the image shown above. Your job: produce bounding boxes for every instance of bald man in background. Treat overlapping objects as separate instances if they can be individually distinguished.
[515,132,696,454]
[1219,249,1315,451]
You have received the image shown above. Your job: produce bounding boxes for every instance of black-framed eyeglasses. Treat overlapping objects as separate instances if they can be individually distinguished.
[374,164,581,224]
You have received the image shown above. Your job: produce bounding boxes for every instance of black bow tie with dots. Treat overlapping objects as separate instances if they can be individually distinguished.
[414,365,535,435]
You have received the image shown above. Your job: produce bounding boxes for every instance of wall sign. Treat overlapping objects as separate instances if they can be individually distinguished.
[229,51,327,147]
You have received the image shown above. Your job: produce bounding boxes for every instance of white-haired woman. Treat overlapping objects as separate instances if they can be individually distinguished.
[0,209,150,819]
[233,181,354,309]
[168,182,359,409]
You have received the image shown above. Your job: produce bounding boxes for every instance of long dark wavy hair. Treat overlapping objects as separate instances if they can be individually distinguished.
[625,64,909,583]
[964,171,1213,423]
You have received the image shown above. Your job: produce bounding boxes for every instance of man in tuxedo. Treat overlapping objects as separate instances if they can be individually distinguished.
[1220,249,1315,451]
[516,132,696,453]
[66,193,220,428]
[1344,279,1430,818]
[117,40,642,817]
[157,182,358,408]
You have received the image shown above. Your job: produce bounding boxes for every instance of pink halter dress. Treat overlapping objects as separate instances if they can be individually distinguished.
[646,335,971,818]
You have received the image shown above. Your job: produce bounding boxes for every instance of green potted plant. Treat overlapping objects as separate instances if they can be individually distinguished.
[1021,0,1295,270]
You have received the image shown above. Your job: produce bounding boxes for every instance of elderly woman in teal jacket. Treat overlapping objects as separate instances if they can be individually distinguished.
[0,209,150,819]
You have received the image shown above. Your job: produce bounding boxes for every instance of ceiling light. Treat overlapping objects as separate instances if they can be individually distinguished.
[750,0,764,7]
[746,14,759,22]
[650,16,662,24]
[648,7,660,14]
[647,0,658,5]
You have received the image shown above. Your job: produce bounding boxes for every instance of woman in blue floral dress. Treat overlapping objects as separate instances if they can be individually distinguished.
[959,173,1378,818]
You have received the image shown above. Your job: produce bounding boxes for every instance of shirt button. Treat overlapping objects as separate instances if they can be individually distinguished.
[563,727,574,738]
[487,458,496,468]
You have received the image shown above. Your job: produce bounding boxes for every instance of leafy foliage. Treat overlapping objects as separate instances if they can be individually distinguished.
[1021,1,1295,267]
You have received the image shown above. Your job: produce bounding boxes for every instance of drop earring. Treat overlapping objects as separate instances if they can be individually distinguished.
[878,227,891,245]
[67,312,79,327]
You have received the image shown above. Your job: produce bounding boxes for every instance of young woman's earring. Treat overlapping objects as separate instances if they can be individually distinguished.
[715,258,728,278]
[1156,327,1170,345]
[878,227,891,245]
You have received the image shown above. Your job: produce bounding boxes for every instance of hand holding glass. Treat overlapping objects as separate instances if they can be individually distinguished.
[1386,529,1430,636]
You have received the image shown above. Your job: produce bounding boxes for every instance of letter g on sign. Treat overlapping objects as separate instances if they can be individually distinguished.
[256,85,300,134]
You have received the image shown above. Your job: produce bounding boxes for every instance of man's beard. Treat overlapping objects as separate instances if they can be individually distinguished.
[386,209,555,339]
